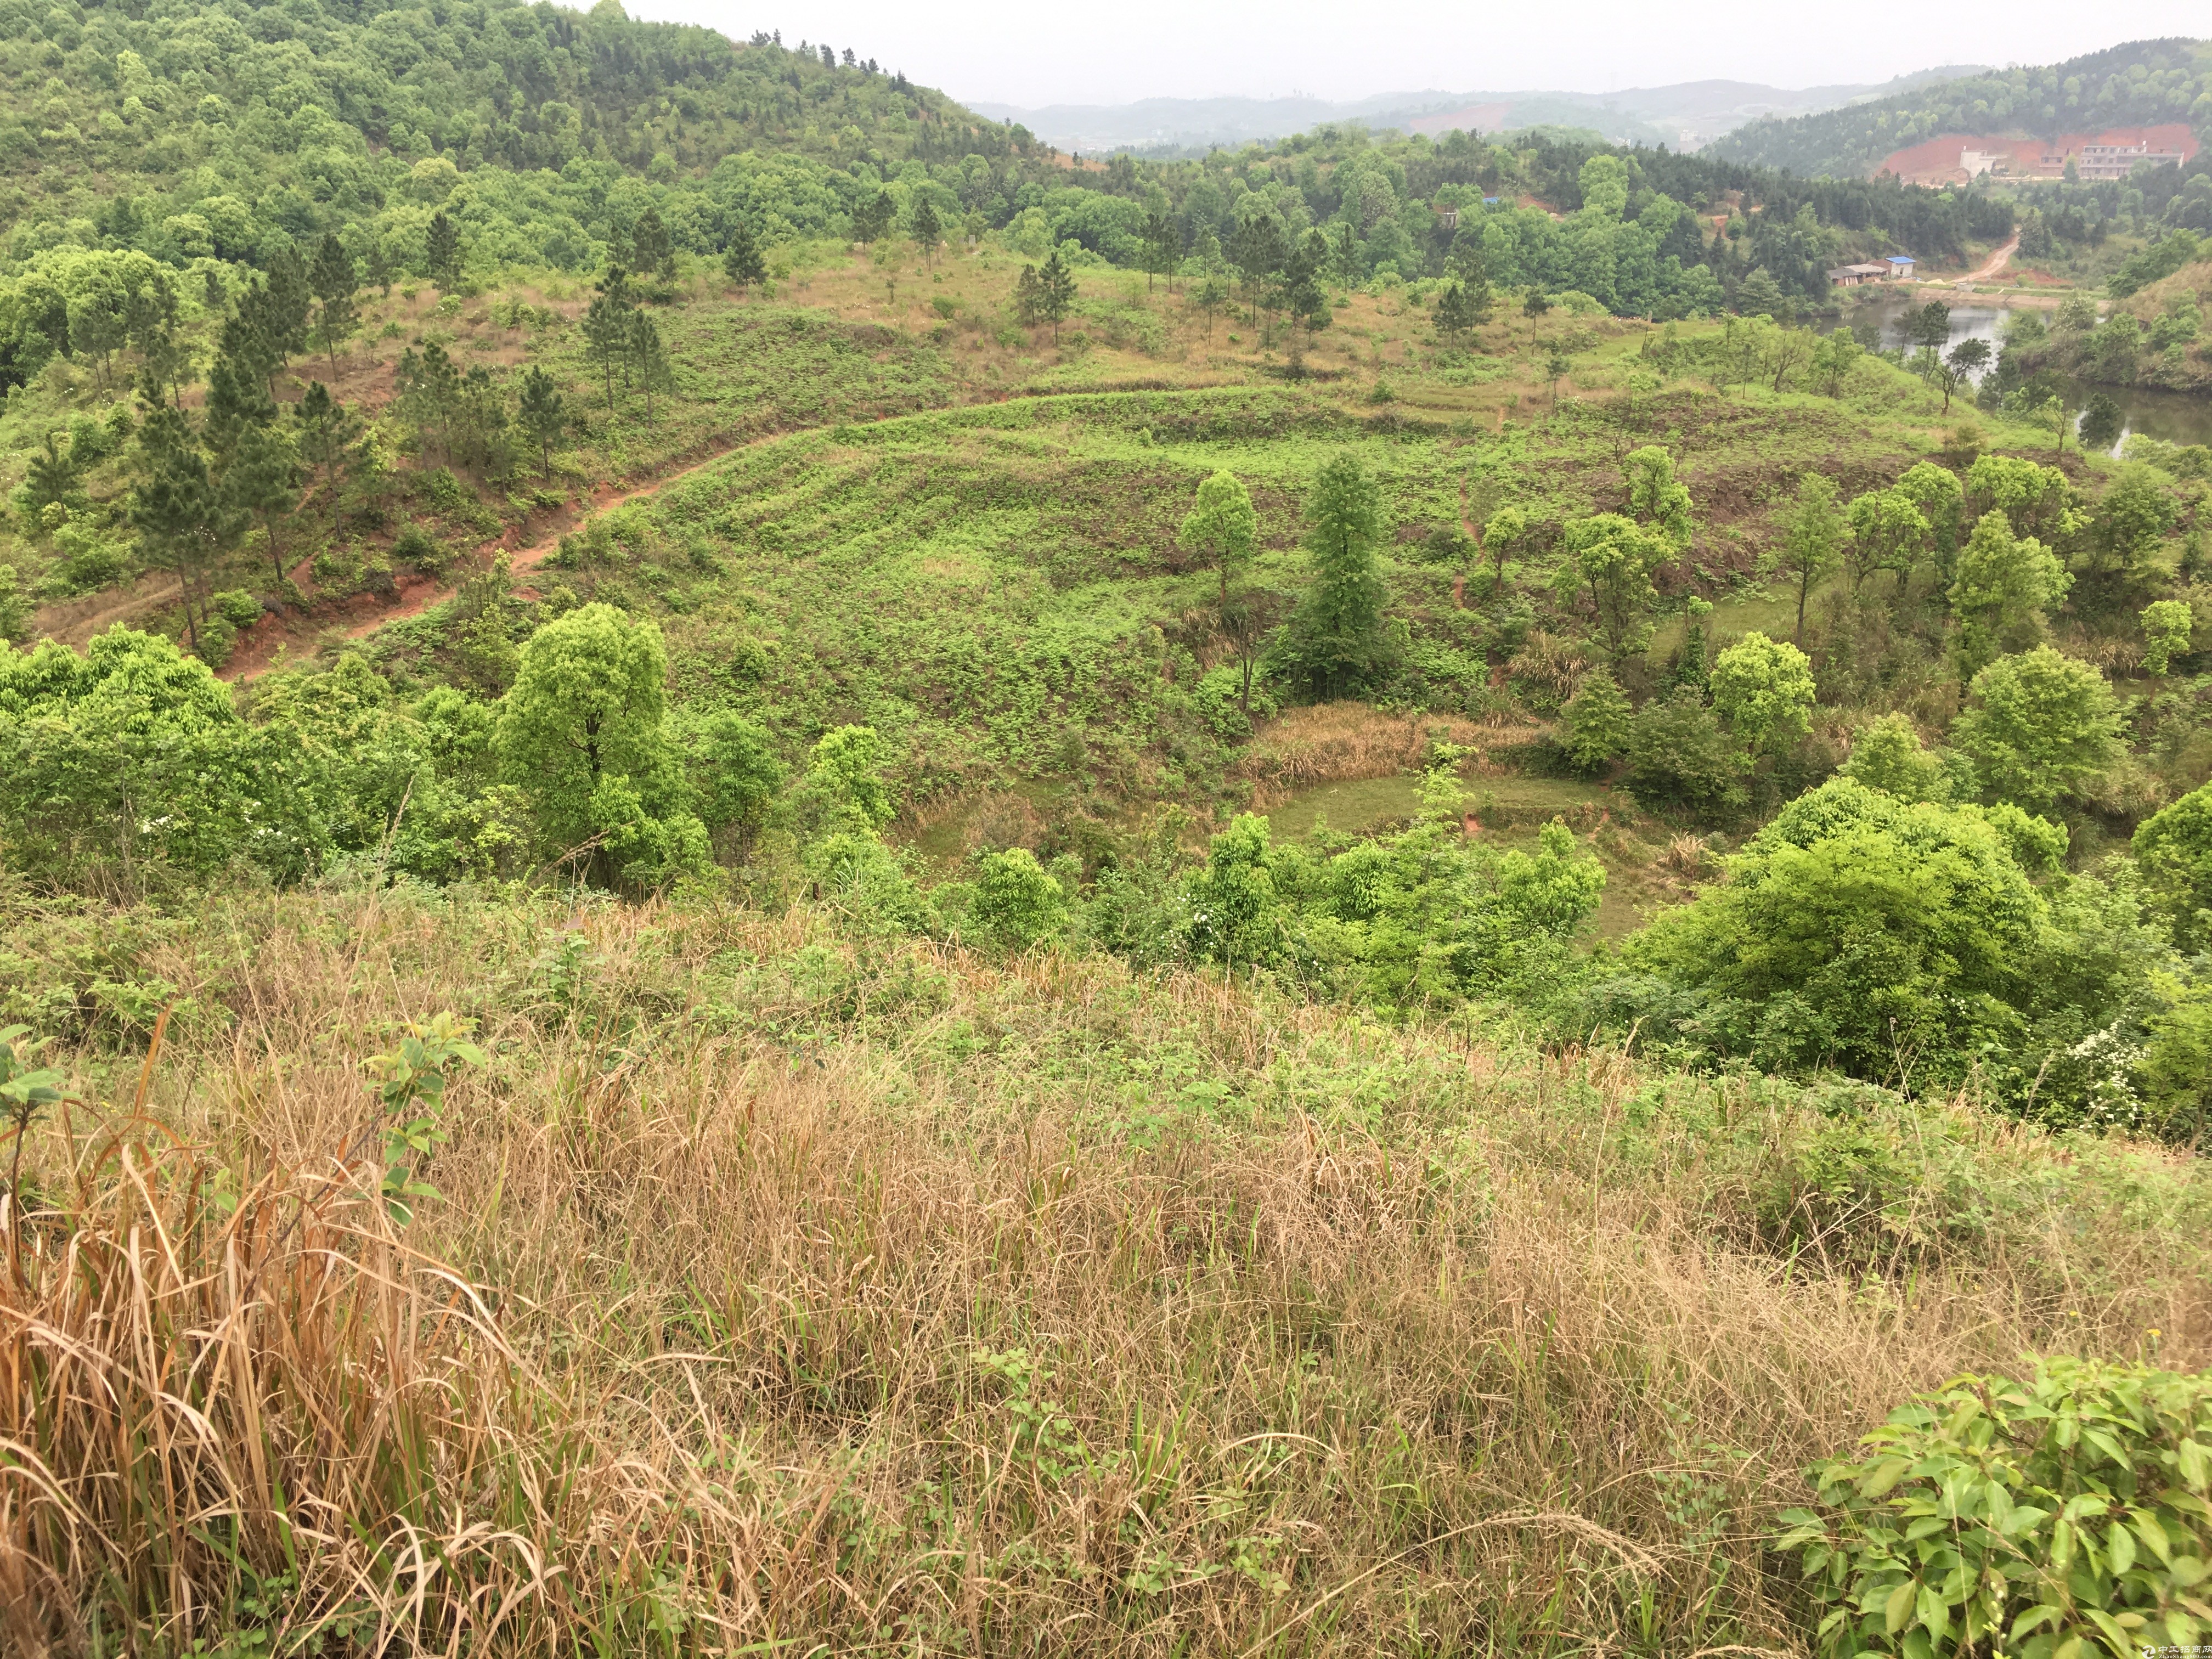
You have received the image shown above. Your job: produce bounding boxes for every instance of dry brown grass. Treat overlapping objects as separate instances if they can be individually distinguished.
[1237,703,1498,808]
[4,889,2207,1655]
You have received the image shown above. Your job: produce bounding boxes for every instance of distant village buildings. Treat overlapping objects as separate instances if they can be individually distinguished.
[2074,140,2188,179]
[1825,256,1915,287]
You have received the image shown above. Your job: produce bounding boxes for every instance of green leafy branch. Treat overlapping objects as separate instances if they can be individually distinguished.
[363,1013,485,1226]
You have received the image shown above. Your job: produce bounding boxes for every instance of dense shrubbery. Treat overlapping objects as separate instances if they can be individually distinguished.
[1782,1358,2212,1658]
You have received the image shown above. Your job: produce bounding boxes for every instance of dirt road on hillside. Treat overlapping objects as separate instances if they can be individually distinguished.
[220,441,766,681]
[1960,236,2020,284]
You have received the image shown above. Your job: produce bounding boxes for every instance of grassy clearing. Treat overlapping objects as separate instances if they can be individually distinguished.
[3,885,2204,1655]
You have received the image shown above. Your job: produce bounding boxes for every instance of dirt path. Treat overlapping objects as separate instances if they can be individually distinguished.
[32,575,189,648]
[1961,235,2019,285]
[221,439,766,682]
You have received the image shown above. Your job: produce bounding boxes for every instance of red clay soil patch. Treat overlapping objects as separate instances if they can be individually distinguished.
[1877,123,2197,185]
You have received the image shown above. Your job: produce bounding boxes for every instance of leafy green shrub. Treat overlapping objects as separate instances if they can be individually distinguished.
[1622,690,1746,820]
[193,615,238,668]
[968,848,1072,950]
[392,523,447,577]
[210,590,262,628]
[1781,1357,2212,1658]
[422,468,471,512]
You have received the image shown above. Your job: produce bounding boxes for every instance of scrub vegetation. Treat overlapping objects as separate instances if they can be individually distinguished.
[3,7,2212,1656]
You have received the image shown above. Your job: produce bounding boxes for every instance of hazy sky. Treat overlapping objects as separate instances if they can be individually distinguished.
[624,0,2207,106]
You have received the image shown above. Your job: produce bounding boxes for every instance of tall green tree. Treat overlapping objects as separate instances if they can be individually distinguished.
[1138,204,1175,295]
[2142,599,2192,676]
[263,248,313,365]
[1181,469,1262,713]
[22,432,78,515]
[1844,487,1931,595]
[1710,631,1816,763]
[1018,250,1075,343]
[910,196,942,268]
[1433,278,1479,345]
[223,420,300,584]
[1948,511,2071,678]
[494,603,705,886]
[628,311,672,425]
[2134,781,2212,950]
[1622,446,1694,549]
[721,221,766,294]
[128,413,235,658]
[1277,452,1393,698]
[1556,513,1673,658]
[629,207,675,279]
[582,294,629,413]
[517,365,569,476]
[1764,474,1847,644]
[1841,712,1949,801]
[1895,460,1966,578]
[2077,462,2178,614]
[1560,669,1632,772]
[853,190,894,245]
[1544,348,1572,416]
[396,343,461,463]
[426,210,462,289]
[1180,470,1258,608]
[294,381,362,534]
[1951,645,2122,810]
[308,234,357,377]
[1230,212,1285,325]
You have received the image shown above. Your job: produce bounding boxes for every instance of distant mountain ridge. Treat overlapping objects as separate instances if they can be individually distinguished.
[972,66,1985,157]
[1709,38,2212,177]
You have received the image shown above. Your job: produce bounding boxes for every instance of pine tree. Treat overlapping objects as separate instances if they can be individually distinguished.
[426,210,462,289]
[455,364,510,475]
[129,418,236,657]
[1139,205,1173,295]
[910,196,941,268]
[203,347,277,461]
[23,431,79,514]
[1036,249,1076,343]
[629,207,676,279]
[365,242,394,296]
[1278,452,1394,698]
[628,311,672,426]
[309,234,358,376]
[582,295,629,413]
[264,247,312,362]
[1230,212,1285,325]
[295,380,363,535]
[854,190,894,245]
[396,342,461,462]
[1434,279,1477,345]
[223,420,301,583]
[721,221,766,294]
[517,365,569,476]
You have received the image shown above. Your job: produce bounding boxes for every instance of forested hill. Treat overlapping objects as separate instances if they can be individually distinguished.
[1709,38,2212,178]
[0,0,1036,270]
[0,0,2013,346]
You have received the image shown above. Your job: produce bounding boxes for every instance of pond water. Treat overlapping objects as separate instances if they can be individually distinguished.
[1836,291,2212,454]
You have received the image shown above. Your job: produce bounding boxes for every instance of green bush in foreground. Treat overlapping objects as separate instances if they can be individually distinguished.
[1782,1357,2212,1658]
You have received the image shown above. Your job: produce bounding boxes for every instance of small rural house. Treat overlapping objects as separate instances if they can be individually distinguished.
[1826,262,1890,287]
[1885,254,1917,278]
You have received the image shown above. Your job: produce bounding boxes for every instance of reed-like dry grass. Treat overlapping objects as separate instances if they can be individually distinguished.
[1237,704,1521,809]
[4,887,2206,1656]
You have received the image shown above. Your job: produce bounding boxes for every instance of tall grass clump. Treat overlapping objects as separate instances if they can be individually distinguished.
[3,887,2208,1655]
